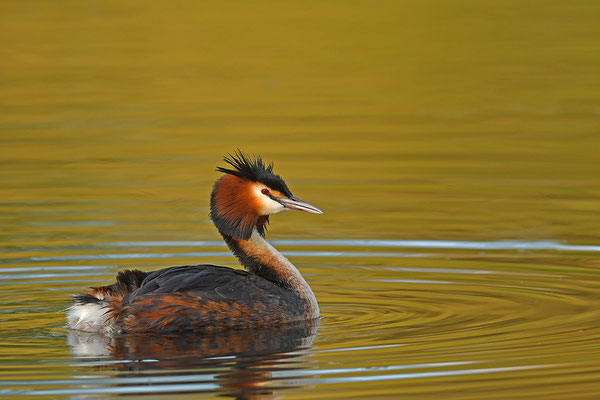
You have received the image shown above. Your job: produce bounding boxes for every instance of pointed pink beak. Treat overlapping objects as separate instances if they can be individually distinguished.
[277,197,323,214]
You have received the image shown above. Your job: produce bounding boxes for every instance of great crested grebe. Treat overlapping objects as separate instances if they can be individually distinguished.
[67,152,322,334]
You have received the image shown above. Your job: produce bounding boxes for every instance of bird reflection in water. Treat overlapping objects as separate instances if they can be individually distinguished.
[68,321,318,399]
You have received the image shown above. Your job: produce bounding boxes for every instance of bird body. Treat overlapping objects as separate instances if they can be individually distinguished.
[67,152,322,334]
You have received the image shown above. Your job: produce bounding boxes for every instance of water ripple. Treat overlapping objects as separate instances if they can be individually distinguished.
[97,239,600,252]
[1,238,598,398]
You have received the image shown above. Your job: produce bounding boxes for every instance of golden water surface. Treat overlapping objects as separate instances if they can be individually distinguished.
[1,1,599,399]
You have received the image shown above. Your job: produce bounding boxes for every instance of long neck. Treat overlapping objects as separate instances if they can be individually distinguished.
[220,229,319,318]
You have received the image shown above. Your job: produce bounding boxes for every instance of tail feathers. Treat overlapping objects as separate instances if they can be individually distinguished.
[103,269,148,298]
[73,293,104,305]
[67,269,147,333]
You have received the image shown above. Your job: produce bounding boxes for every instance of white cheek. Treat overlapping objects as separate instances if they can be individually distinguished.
[253,186,286,215]
[259,195,286,215]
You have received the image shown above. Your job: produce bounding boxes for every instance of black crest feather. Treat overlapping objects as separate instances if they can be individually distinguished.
[216,150,292,197]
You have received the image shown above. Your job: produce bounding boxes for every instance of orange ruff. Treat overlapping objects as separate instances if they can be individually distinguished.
[213,175,262,234]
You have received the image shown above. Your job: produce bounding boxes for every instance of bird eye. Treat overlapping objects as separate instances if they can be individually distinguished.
[261,188,270,195]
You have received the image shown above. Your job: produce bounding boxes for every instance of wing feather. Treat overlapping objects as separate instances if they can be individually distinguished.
[111,264,308,332]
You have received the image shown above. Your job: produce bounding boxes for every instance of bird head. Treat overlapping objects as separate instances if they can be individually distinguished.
[210,151,322,240]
